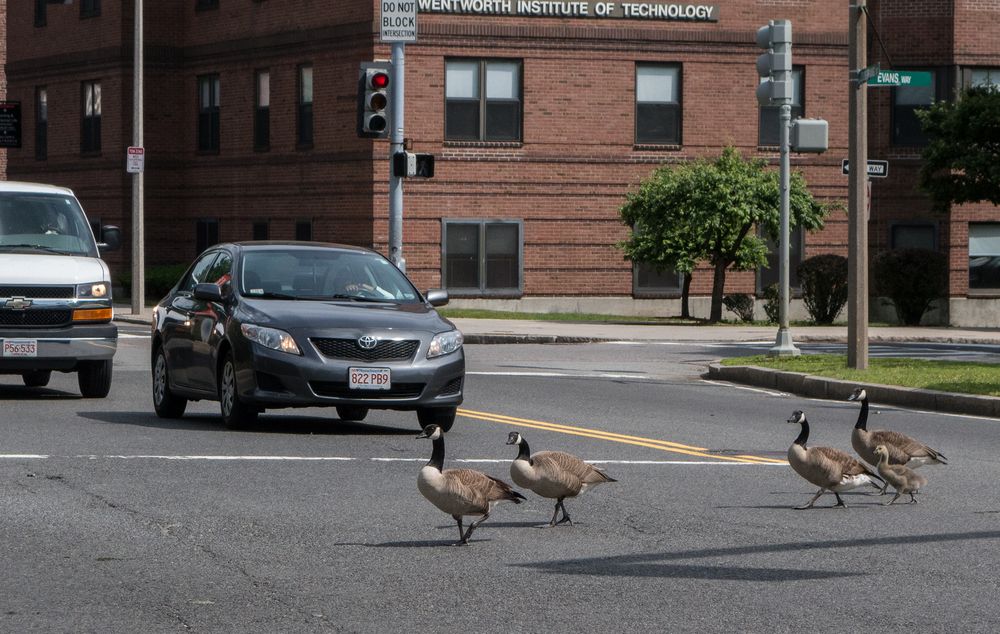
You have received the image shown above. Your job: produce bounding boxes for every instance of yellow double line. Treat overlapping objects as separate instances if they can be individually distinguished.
[457,408,787,465]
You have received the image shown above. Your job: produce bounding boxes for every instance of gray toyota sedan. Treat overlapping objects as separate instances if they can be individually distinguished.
[150,242,464,430]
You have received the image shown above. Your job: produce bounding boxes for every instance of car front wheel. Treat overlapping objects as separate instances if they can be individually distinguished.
[152,347,187,418]
[219,351,258,429]
[78,359,112,398]
[417,406,456,432]
[336,406,369,422]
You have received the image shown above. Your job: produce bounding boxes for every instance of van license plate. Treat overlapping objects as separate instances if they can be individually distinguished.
[3,339,38,357]
[349,367,391,390]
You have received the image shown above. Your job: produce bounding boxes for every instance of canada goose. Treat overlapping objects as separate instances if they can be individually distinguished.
[506,431,616,527]
[848,388,948,478]
[873,444,928,505]
[786,410,885,509]
[416,424,526,545]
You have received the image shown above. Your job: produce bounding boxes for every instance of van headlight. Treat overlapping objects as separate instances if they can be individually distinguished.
[241,324,301,355]
[428,330,463,359]
[77,282,109,298]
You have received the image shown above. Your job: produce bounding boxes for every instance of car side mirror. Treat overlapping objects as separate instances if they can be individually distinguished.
[425,289,449,307]
[193,282,224,303]
[99,225,122,252]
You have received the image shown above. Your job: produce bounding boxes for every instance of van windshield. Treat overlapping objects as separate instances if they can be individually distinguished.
[0,192,98,257]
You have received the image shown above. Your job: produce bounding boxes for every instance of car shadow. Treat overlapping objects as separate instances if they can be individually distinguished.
[0,385,80,400]
[77,410,420,436]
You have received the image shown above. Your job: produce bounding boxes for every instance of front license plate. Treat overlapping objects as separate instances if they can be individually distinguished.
[349,367,391,390]
[3,339,38,358]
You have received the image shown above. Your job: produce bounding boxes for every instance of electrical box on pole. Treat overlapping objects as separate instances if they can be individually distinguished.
[357,61,392,138]
[392,152,435,178]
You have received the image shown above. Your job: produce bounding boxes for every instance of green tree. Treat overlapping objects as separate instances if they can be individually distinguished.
[918,86,1000,212]
[618,147,828,322]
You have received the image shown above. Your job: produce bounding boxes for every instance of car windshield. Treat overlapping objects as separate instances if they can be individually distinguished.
[240,248,422,303]
[0,192,98,257]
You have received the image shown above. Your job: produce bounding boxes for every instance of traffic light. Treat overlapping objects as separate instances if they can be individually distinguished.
[755,20,793,106]
[357,61,392,138]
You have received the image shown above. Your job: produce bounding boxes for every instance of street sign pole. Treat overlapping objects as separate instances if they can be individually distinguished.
[389,41,405,272]
[848,1,869,369]
[131,0,145,315]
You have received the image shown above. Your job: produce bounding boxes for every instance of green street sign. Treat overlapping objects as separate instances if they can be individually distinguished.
[867,70,933,87]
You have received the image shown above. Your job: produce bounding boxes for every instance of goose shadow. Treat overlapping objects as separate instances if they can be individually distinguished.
[77,410,419,436]
[514,530,1000,581]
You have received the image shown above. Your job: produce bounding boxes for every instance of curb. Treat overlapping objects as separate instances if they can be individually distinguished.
[707,363,1000,419]
[462,334,610,345]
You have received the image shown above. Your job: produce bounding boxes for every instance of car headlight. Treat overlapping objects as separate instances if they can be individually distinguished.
[241,323,301,355]
[77,282,110,299]
[427,330,463,359]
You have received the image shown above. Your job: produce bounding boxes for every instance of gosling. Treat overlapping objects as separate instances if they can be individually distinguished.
[873,444,928,505]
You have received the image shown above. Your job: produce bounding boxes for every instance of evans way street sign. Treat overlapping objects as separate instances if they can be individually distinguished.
[842,159,888,178]
[867,70,933,87]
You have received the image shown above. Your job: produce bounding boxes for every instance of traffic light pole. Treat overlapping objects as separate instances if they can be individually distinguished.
[389,42,405,272]
[770,98,800,357]
[848,2,869,369]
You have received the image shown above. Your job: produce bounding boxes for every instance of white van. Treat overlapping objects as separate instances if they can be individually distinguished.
[0,182,121,397]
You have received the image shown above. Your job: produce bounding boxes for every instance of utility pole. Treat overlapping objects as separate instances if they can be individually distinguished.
[130,0,145,315]
[847,1,869,369]
[389,41,405,272]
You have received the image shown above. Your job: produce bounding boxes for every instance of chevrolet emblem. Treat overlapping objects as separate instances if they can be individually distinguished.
[5,297,32,310]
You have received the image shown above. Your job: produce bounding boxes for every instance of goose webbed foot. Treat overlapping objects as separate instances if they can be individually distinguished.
[458,513,490,544]
[554,500,573,526]
[883,492,902,506]
[908,493,919,504]
[832,493,848,508]
[795,488,825,510]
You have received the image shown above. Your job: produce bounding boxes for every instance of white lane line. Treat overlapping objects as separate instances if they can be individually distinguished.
[467,371,651,380]
[602,341,774,346]
[701,380,788,397]
[0,454,785,465]
[119,333,150,339]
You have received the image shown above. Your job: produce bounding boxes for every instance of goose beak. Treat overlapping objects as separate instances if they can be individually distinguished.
[416,430,430,439]
[786,414,799,424]
[505,438,517,445]
[847,393,858,401]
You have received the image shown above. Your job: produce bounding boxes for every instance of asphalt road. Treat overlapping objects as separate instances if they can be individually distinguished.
[2,332,999,632]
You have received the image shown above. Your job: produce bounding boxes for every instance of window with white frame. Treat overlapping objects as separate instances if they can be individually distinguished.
[81,80,101,154]
[445,59,522,142]
[298,64,313,147]
[254,70,269,150]
[198,74,220,152]
[634,262,682,295]
[971,68,1000,91]
[443,220,522,294]
[892,71,936,146]
[635,64,681,145]
[969,223,1000,290]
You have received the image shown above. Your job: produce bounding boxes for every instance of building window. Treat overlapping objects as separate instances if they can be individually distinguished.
[198,74,221,152]
[891,223,936,250]
[970,68,1000,91]
[35,0,47,27]
[195,219,220,255]
[759,67,804,147]
[81,81,102,154]
[969,224,1000,290]
[297,64,313,148]
[892,71,936,147]
[635,64,682,145]
[445,59,522,142]
[634,262,682,296]
[758,226,803,292]
[196,0,219,10]
[295,220,312,241]
[442,220,522,295]
[35,87,48,161]
[80,0,100,18]
[252,221,269,240]
[254,70,270,150]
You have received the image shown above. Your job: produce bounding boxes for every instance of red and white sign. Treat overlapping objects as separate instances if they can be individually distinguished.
[126,146,145,173]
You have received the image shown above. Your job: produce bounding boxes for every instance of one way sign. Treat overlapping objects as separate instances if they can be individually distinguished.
[841,159,888,178]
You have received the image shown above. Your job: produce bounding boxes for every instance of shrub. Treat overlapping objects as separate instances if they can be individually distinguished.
[722,294,755,323]
[118,263,189,301]
[762,284,780,324]
[872,248,948,326]
[797,254,848,324]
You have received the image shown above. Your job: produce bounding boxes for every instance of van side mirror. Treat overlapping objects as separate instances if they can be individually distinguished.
[193,282,224,303]
[99,225,122,251]
[425,289,449,307]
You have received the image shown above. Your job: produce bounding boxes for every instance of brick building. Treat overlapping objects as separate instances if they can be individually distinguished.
[3,1,999,325]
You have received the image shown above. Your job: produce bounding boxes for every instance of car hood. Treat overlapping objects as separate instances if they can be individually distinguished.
[0,253,110,285]
[237,298,458,334]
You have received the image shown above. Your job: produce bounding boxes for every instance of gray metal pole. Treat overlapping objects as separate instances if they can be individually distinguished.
[848,1,869,369]
[130,0,145,315]
[389,42,405,272]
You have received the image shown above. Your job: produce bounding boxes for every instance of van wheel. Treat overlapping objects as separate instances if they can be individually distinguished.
[417,407,456,432]
[78,360,112,398]
[152,348,187,418]
[336,406,369,422]
[23,370,52,387]
[219,351,257,429]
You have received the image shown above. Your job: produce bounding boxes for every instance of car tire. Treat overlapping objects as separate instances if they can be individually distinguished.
[22,370,52,387]
[219,351,257,429]
[152,347,187,418]
[336,406,369,422]
[78,359,112,398]
[417,406,457,432]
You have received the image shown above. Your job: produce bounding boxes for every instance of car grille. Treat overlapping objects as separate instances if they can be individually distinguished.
[0,286,75,299]
[0,308,73,327]
[311,338,420,362]
[310,381,425,400]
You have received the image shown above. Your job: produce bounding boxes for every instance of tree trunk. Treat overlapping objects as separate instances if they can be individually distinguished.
[681,272,693,319]
[709,260,728,322]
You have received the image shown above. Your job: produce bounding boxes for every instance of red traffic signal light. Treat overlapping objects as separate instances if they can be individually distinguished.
[370,71,389,90]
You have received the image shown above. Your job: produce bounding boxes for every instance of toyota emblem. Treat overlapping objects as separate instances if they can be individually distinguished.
[358,335,378,350]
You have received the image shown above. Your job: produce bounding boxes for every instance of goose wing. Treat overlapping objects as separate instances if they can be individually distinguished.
[445,468,525,509]
[868,430,946,463]
[534,451,614,488]
[813,446,882,481]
